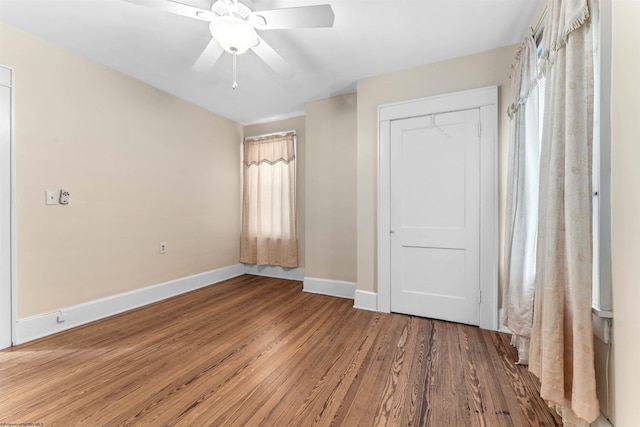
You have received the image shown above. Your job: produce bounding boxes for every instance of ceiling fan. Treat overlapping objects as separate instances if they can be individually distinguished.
[123,0,335,88]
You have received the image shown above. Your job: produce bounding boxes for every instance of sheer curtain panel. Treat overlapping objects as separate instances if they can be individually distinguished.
[528,0,599,424]
[503,33,540,365]
[240,132,298,268]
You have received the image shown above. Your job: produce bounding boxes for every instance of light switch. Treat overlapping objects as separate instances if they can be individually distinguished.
[59,188,70,205]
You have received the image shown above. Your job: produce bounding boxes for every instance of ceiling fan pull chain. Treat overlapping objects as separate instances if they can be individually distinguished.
[232,48,238,90]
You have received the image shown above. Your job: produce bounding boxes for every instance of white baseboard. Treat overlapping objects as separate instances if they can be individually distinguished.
[242,263,305,281]
[303,277,356,300]
[354,290,378,312]
[14,264,245,345]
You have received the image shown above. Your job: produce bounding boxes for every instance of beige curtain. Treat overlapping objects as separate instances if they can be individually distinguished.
[528,0,599,425]
[240,131,298,268]
[503,33,540,365]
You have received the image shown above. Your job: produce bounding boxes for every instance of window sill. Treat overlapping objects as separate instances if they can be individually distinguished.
[592,306,613,319]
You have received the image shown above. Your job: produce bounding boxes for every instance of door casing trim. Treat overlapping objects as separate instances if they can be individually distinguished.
[0,64,16,349]
[377,86,499,330]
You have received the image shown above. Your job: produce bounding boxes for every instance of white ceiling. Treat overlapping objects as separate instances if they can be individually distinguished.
[0,0,542,125]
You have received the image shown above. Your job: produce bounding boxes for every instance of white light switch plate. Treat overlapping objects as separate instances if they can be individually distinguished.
[59,188,70,205]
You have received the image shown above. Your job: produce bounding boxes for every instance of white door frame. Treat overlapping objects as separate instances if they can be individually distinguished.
[377,86,499,330]
[1,65,16,349]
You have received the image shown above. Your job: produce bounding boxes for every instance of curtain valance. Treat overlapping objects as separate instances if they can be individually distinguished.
[507,35,540,119]
[539,0,590,74]
[244,132,295,166]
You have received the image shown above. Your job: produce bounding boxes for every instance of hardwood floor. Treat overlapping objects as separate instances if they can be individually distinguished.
[0,275,561,426]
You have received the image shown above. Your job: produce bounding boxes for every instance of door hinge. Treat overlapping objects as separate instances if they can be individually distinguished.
[478,289,482,304]
[478,122,482,138]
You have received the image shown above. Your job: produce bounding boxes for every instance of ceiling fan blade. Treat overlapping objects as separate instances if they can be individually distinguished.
[253,5,334,29]
[251,36,294,78]
[192,38,225,72]
[121,0,215,21]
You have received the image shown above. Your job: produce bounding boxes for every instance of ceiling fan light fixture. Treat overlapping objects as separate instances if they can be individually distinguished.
[211,17,258,55]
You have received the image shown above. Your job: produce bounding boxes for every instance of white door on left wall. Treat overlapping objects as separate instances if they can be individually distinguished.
[0,65,14,349]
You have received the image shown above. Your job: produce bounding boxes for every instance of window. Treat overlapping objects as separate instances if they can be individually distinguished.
[239,131,298,268]
[534,1,611,316]
[591,0,612,316]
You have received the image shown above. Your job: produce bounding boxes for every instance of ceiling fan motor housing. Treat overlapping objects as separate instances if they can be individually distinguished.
[211,0,251,20]
[210,0,259,54]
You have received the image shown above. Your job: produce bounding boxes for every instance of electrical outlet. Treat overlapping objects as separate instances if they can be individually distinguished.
[159,243,167,254]
[45,190,58,205]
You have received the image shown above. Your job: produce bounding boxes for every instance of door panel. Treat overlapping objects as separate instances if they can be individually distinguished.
[390,109,480,325]
[400,247,466,297]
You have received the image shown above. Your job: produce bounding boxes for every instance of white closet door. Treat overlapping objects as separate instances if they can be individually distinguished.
[390,108,480,325]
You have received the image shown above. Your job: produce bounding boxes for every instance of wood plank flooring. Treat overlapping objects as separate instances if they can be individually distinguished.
[0,275,561,426]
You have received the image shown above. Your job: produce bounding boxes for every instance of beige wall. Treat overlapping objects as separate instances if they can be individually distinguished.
[305,93,357,282]
[1,23,242,318]
[356,45,515,293]
[609,1,640,425]
[243,115,306,268]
